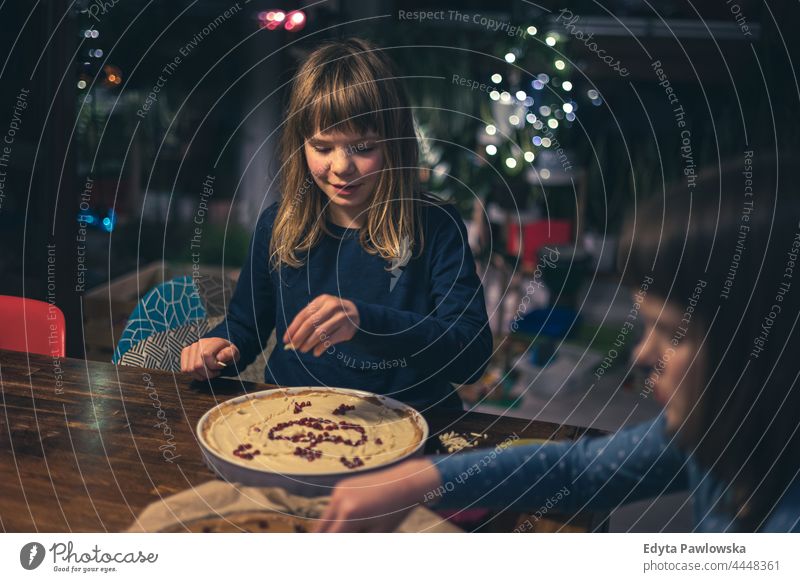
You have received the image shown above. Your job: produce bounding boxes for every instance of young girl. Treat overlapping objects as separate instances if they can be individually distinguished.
[317,158,800,532]
[181,38,492,411]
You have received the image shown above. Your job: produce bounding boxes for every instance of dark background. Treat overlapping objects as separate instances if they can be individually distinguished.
[0,0,797,357]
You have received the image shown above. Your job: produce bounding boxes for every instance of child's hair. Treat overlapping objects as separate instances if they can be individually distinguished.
[619,156,800,531]
[271,37,423,269]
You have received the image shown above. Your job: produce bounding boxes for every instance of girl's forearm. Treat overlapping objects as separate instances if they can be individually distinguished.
[427,416,690,514]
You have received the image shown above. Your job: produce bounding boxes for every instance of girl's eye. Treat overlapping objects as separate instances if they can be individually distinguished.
[312,146,331,153]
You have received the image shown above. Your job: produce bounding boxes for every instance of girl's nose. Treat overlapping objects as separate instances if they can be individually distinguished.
[632,333,658,369]
[330,147,355,176]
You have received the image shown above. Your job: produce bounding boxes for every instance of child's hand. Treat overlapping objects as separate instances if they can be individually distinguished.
[283,294,360,357]
[180,338,240,381]
[314,459,442,532]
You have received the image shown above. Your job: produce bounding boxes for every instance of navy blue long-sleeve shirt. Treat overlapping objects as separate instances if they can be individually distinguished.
[203,195,493,411]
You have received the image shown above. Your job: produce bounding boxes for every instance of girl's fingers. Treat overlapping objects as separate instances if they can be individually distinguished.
[299,312,341,353]
[312,320,352,356]
[284,296,322,343]
[305,311,351,354]
[284,294,340,343]
[192,345,207,381]
[217,345,238,364]
[315,503,338,533]
[289,302,337,351]
[191,343,219,381]
[201,343,224,369]
[324,518,347,533]
[284,305,316,348]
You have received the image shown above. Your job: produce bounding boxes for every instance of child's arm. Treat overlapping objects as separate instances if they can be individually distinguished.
[202,206,278,375]
[429,414,689,514]
[350,203,492,384]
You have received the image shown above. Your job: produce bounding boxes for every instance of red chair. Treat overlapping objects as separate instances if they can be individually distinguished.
[0,296,66,357]
[506,219,572,270]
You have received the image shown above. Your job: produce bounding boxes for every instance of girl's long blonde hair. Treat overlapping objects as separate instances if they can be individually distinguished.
[271,37,424,270]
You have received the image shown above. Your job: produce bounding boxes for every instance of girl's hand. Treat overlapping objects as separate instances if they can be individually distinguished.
[315,459,443,533]
[180,338,240,381]
[283,294,360,357]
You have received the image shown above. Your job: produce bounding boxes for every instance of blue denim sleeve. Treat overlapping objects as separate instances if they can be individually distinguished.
[428,414,689,514]
[203,205,277,375]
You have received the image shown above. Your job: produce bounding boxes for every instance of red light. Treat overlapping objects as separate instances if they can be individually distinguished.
[258,10,285,30]
[259,9,305,31]
[284,10,306,32]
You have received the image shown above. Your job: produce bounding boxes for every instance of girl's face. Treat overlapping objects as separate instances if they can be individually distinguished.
[632,294,697,431]
[304,129,383,227]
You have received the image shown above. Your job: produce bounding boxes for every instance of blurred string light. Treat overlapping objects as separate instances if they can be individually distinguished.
[258,9,306,31]
[284,10,306,31]
[477,21,586,181]
[101,209,117,232]
[587,89,603,106]
[102,64,122,87]
[77,209,116,232]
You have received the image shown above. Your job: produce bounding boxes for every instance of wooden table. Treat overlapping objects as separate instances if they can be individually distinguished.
[0,349,606,532]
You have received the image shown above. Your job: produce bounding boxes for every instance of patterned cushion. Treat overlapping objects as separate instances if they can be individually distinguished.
[195,275,236,318]
[113,277,205,363]
[114,273,273,382]
[118,320,212,372]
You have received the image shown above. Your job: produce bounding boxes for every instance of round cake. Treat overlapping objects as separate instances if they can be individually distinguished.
[201,388,426,475]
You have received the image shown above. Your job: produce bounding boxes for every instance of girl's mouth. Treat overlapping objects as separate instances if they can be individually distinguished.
[331,183,361,195]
